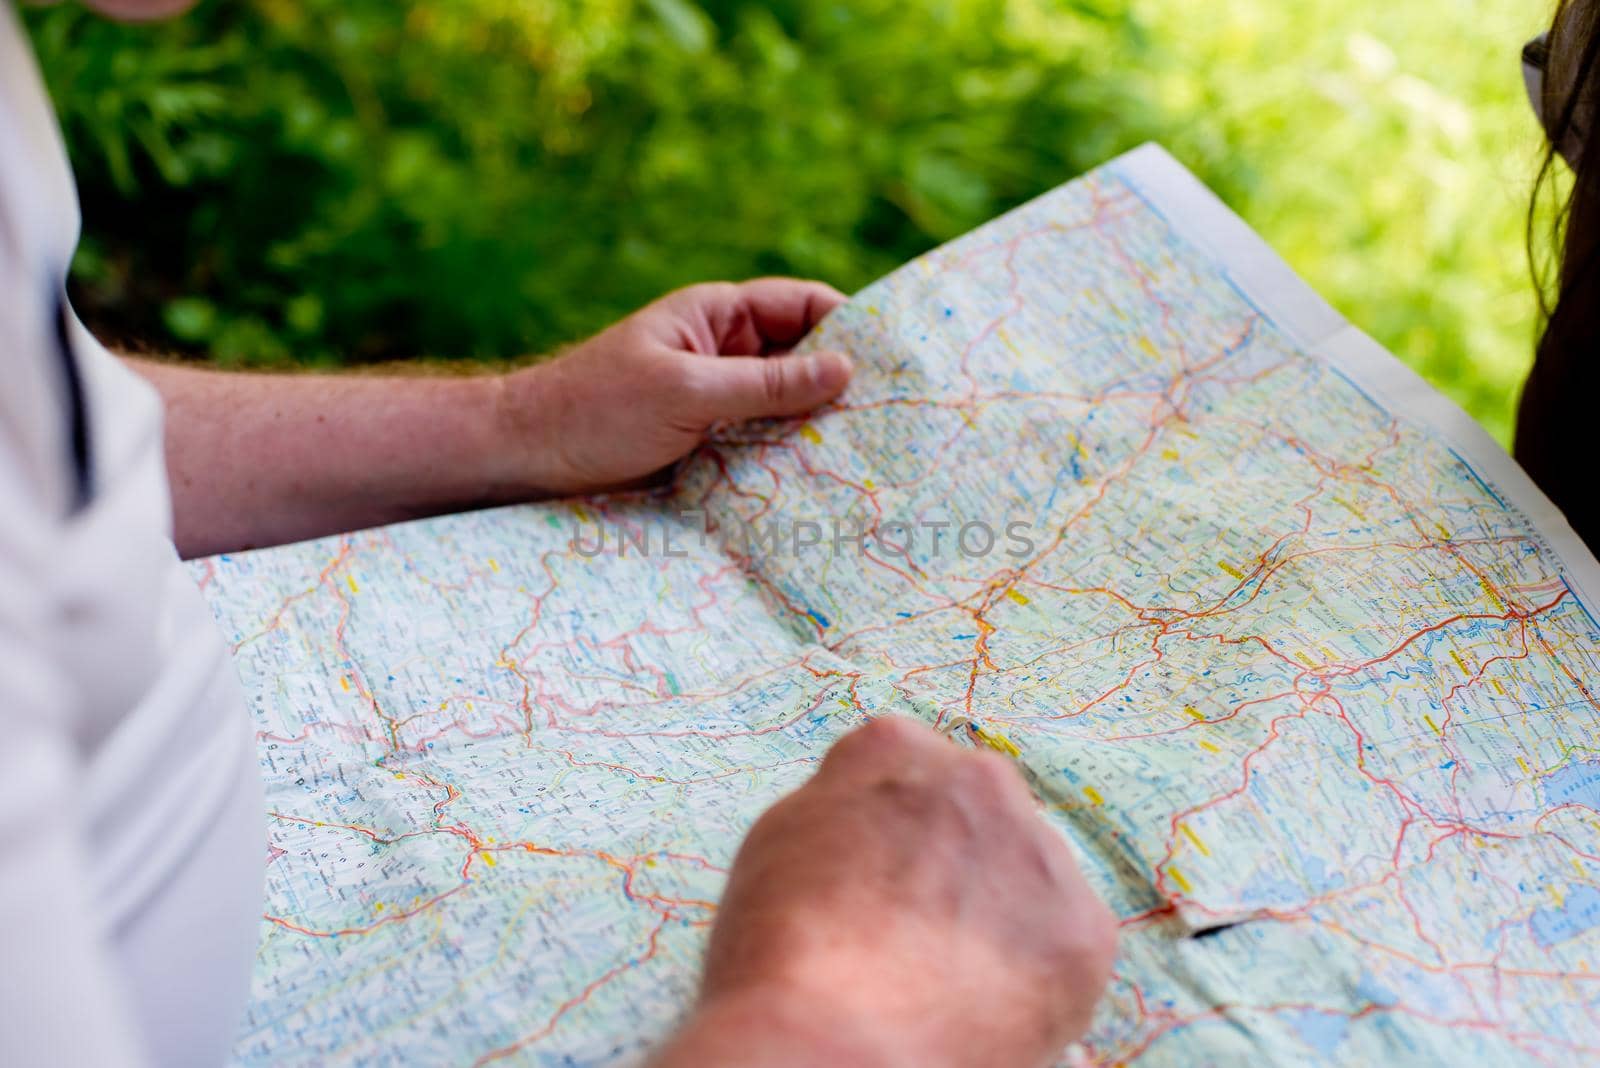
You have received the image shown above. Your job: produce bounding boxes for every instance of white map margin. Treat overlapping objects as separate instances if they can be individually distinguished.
[1113,141,1600,615]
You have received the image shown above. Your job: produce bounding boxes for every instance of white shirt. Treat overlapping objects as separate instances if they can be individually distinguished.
[0,8,264,1066]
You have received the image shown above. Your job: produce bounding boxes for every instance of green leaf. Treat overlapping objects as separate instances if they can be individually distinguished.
[164,297,217,342]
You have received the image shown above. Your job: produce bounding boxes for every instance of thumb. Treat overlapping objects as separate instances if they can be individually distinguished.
[689,350,853,423]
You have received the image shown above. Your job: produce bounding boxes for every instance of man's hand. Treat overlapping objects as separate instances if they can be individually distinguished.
[132,277,849,556]
[649,717,1118,1068]
[496,278,852,496]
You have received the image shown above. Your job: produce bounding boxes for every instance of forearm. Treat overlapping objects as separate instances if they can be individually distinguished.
[127,359,557,558]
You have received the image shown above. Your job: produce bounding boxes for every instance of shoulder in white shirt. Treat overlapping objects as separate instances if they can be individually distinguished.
[0,8,264,1067]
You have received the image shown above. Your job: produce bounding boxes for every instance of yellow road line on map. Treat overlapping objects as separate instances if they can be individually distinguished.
[1161,448,1180,461]
[1168,866,1194,894]
[1451,650,1469,674]
[1218,561,1245,581]
[1425,714,1442,735]
[1518,756,1532,775]
[972,726,1022,758]
[1179,823,1211,857]
[346,575,359,594]
[1183,705,1205,721]
[1083,785,1105,806]
[1007,588,1031,606]
[1198,740,1221,754]
[340,676,350,692]
[1493,679,1506,696]
[1480,578,1505,611]
[800,425,823,445]
[1333,498,1368,522]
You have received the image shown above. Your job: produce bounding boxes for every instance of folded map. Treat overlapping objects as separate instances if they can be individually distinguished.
[195,144,1600,1065]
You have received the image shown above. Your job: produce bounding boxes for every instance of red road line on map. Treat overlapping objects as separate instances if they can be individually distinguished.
[470,920,671,1065]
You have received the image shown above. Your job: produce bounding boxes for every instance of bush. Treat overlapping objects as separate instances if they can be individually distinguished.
[24,0,1153,367]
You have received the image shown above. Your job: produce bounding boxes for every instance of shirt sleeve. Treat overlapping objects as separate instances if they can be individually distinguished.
[0,257,149,1066]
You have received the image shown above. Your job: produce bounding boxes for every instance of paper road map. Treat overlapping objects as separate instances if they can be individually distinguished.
[195,145,1600,1065]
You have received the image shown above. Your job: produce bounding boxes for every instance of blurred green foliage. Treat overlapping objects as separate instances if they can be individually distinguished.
[23,0,1552,443]
[23,0,1149,363]
[1140,0,1551,445]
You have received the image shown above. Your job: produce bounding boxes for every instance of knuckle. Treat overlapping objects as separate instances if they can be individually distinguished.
[760,358,789,406]
[730,790,812,870]
[971,748,1021,788]
[952,747,1026,804]
[677,280,739,314]
[651,281,721,325]
[856,714,926,750]
[824,715,923,769]
[1052,894,1119,978]
[749,792,801,840]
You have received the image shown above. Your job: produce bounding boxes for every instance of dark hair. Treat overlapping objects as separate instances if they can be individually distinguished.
[1521,0,1600,547]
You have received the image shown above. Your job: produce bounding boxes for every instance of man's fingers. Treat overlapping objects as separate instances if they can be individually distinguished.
[723,278,847,352]
[687,349,852,422]
[665,278,847,355]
